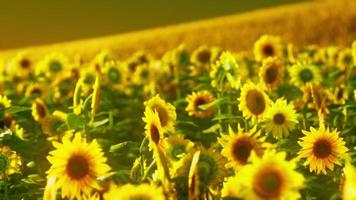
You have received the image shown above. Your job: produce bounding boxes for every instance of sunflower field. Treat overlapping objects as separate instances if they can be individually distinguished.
[0,35,356,200]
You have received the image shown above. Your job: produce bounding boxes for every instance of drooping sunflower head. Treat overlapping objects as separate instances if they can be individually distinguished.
[337,48,353,71]
[298,125,348,175]
[289,63,321,88]
[36,52,69,79]
[236,150,304,200]
[31,98,49,122]
[143,107,165,150]
[175,148,228,188]
[238,82,270,121]
[165,135,194,161]
[259,56,284,91]
[144,95,176,133]
[218,125,266,170]
[103,183,166,200]
[0,146,22,179]
[253,35,284,61]
[46,133,111,199]
[263,98,298,138]
[185,90,215,118]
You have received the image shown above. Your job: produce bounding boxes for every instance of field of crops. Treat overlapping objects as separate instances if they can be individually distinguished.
[0,33,355,200]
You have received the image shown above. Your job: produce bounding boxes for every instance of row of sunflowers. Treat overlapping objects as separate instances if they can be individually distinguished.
[0,35,356,199]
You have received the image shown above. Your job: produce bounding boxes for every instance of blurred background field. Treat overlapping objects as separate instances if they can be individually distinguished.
[0,0,355,61]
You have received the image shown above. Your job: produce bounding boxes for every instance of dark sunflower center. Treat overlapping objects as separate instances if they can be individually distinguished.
[150,124,160,145]
[313,139,332,158]
[108,67,121,83]
[197,50,211,64]
[265,65,278,84]
[128,62,138,73]
[30,88,43,96]
[49,60,62,73]
[152,105,168,127]
[20,59,31,69]
[254,170,282,198]
[232,138,254,164]
[262,44,274,56]
[194,97,207,110]
[299,68,314,83]
[245,90,266,115]
[36,102,47,118]
[66,155,89,179]
[343,55,352,64]
[131,195,150,200]
[140,69,149,79]
[273,113,286,125]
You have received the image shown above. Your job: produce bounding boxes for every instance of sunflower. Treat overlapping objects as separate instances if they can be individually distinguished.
[342,163,356,200]
[143,108,165,150]
[210,52,241,90]
[298,125,348,175]
[174,147,228,188]
[185,90,215,118]
[102,61,128,91]
[40,114,65,137]
[36,52,69,79]
[32,98,49,122]
[236,150,304,200]
[337,48,353,71]
[289,63,321,88]
[89,50,112,74]
[104,183,165,200]
[259,57,284,91]
[46,133,111,199]
[238,82,270,121]
[263,98,298,138]
[165,135,194,161]
[253,35,284,62]
[8,52,34,78]
[0,146,22,179]
[25,83,47,98]
[144,95,176,133]
[218,125,266,170]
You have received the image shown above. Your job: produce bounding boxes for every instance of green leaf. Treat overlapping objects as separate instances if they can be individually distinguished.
[66,113,88,129]
[110,141,138,153]
[6,106,31,114]
[92,118,109,128]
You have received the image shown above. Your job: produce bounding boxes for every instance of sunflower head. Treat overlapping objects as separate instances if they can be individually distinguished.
[102,61,128,90]
[144,95,176,133]
[47,132,111,199]
[254,35,284,61]
[25,83,46,98]
[191,45,214,67]
[8,52,34,78]
[37,52,69,79]
[289,63,321,88]
[236,150,304,200]
[185,90,215,118]
[238,82,270,121]
[0,146,22,179]
[219,125,266,170]
[174,148,228,189]
[337,48,353,71]
[298,125,348,174]
[165,135,194,161]
[263,98,298,138]
[143,107,165,150]
[90,50,112,74]
[259,57,284,91]
[31,98,49,122]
